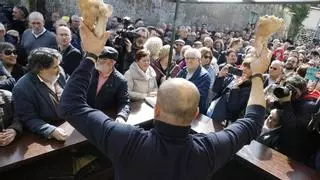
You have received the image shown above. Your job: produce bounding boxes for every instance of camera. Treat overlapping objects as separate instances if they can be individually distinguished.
[0,4,13,25]
[273,84,297,99]
[114,16,140,50]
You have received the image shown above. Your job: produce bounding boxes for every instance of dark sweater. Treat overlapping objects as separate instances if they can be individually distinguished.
[58,58,265,180]
[20,29,58,55]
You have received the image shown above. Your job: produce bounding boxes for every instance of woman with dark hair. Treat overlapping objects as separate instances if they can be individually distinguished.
[0,42,26,81]
[124,49,157,101]
[207,58,253,125]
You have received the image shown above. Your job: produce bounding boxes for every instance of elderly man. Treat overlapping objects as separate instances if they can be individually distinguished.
[263,60,284,88]
[56,26,82,75]
[176,48,211,114]
[20,11,57,55]
[58,20,267,179]
[174,39,185,63]
[13,48,68,141]
[87,46,130,123]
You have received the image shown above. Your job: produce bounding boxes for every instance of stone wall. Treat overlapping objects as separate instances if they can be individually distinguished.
[6,0,284,31]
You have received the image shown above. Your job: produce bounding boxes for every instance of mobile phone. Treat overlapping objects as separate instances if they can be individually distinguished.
[228,66,243,76]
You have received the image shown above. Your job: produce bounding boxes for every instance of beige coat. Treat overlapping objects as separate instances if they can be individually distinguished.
[124,62,158,101]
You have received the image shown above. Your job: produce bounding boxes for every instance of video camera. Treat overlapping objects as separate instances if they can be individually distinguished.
[114,16,140,50]
[0,4,13,25]
[273,84,297,99]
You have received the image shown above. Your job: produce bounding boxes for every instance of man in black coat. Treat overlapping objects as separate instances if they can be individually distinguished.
[56,26,82,75]
[13,48,68,141]
[87,46,130,123]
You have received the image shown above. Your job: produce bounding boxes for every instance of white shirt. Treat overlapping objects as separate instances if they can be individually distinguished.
[32,28,46,38]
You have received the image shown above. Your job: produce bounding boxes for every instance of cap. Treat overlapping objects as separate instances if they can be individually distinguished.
[99,46,119,61]
[175,39,185,45]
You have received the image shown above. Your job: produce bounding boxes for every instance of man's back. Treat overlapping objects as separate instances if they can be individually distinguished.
[112,121,214,180]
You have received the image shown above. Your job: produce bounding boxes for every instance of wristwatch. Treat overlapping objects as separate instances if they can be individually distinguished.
[85,52,98,62]
[251,74,264,81]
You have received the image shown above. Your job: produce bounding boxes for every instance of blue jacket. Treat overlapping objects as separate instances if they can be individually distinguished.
[209,75,251,122]
[12,72,66,138]
[177,66,211,114]
[87,69,131,120]
[58,59,265,180]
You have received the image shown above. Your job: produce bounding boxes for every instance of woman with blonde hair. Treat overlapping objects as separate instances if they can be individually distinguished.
[151,45,181,86]
[143,37,163,63]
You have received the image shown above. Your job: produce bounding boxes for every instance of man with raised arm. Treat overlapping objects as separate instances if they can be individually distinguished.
[58,20,268,179]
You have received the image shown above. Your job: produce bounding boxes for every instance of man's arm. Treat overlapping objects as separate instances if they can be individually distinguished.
[207,47,270,173]
[58,21,140,162]
[116,79,131,121]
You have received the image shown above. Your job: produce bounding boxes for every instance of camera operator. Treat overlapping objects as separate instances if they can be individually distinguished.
[122,27,149,73]
[109,17,144,74]
[272,75,320,163]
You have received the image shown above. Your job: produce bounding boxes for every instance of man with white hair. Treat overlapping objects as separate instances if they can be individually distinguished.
[20,11,57,55]
[177,48,211,114]
[263,60,284,88]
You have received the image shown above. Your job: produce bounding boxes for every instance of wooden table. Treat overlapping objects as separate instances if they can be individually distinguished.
[0,100,220,173]
[236,140,320,180]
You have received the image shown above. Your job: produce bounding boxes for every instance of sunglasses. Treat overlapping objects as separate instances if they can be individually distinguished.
[3,49,17,56]
[204,55,212,59]
[269,67,277,70]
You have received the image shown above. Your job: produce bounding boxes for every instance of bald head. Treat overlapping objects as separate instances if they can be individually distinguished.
[156,78,200,125]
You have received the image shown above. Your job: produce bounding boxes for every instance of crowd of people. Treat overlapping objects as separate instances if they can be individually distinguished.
[0,3,319,178]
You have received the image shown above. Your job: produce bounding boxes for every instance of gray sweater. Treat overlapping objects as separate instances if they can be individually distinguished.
[20,29,57,55]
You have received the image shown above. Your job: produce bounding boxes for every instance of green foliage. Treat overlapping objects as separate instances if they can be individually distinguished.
[286,4,310,41]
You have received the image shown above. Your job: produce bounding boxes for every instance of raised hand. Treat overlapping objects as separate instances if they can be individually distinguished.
[79,19,110,55]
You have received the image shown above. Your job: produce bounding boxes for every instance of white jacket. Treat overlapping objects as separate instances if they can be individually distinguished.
[124,62,158,101]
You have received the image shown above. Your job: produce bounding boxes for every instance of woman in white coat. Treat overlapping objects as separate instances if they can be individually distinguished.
[124,49,158,101]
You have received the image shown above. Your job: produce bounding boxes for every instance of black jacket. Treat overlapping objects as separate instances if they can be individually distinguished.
[12,72,66,138]
[277,98,320,162]
[87,69,131,120]
[60,45,82,75]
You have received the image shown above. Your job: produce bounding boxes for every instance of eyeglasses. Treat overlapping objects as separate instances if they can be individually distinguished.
[204,55,212,59]
[3,49,17,56]
[269,67,277,70]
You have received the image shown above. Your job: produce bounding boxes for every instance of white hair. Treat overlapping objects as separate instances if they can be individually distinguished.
[184,48,201,59]
[28,11,44,21]
[143,37,163,58]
